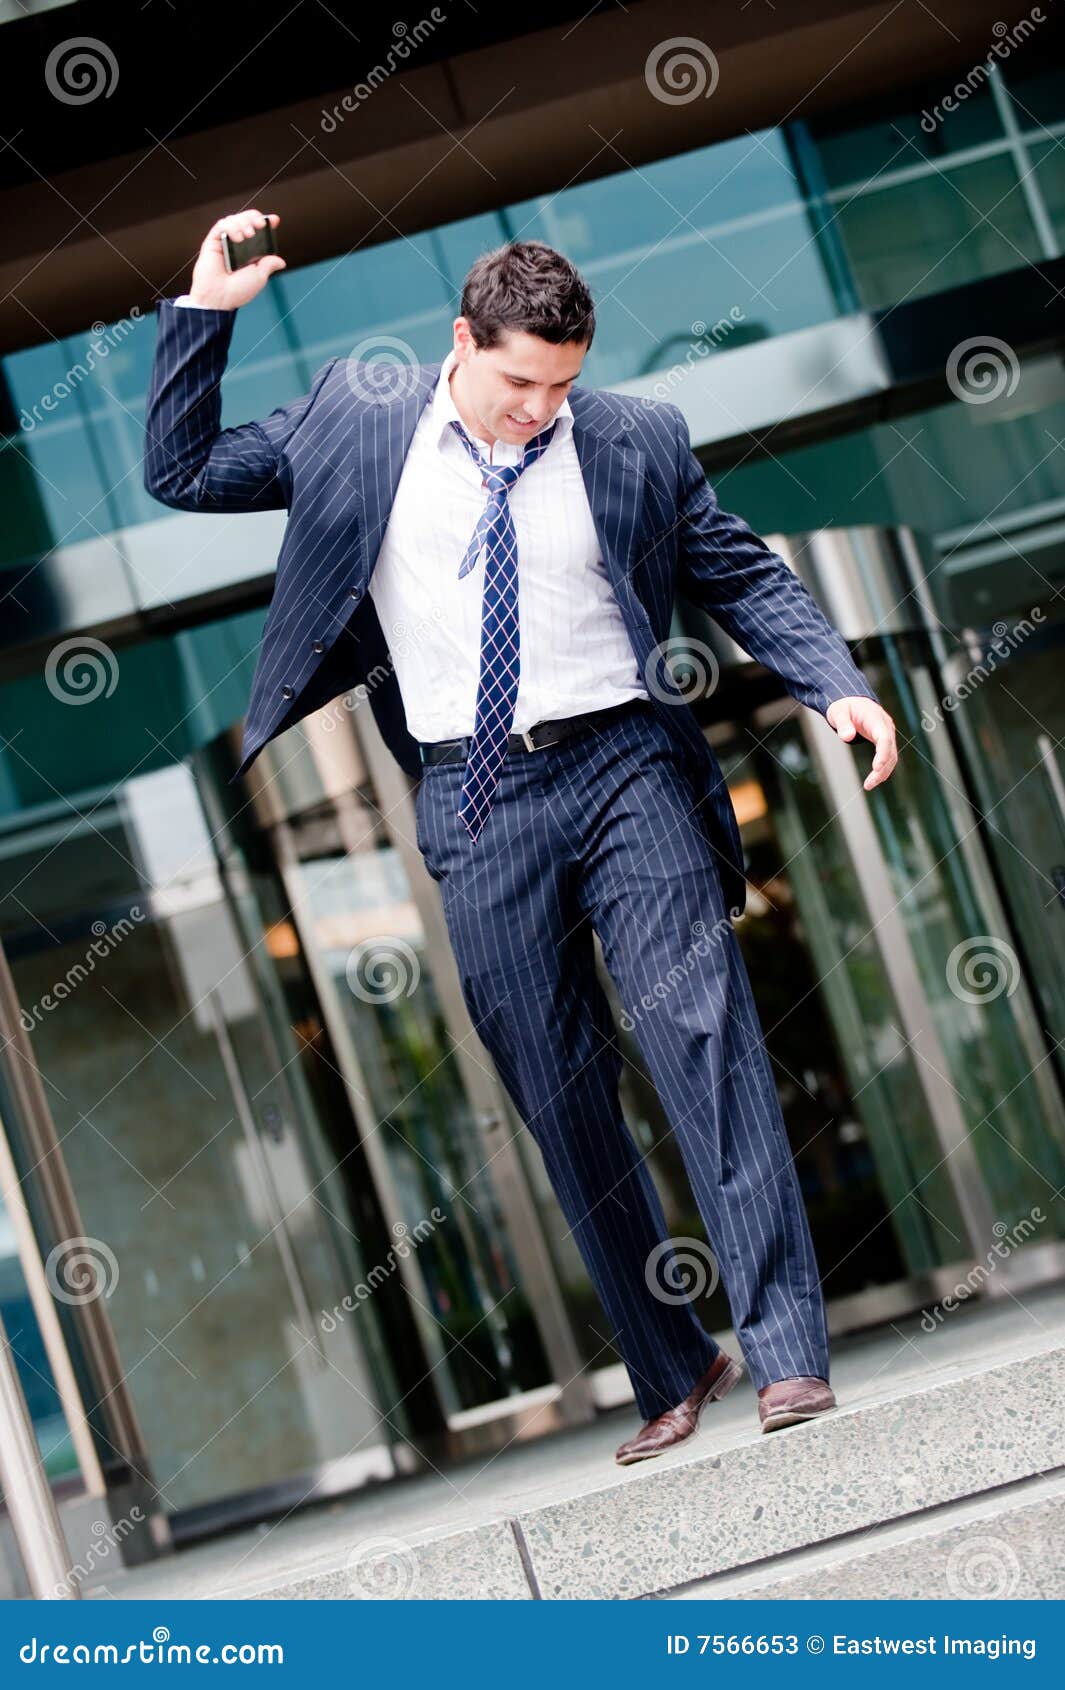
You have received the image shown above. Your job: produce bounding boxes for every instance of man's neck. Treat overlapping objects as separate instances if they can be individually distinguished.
[448,359,498,459]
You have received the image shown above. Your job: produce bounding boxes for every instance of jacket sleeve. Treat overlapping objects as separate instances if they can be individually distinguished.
[142,297,338,513]
[668,403,882,717]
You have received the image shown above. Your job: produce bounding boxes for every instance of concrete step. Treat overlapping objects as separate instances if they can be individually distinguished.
[83,1306,1065,1601]
[660,1472,1065,1601]
[513,1339,1065,1599]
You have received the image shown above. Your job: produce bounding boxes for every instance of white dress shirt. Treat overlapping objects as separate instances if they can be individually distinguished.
[368,347,648,740]
[172,304,649,740]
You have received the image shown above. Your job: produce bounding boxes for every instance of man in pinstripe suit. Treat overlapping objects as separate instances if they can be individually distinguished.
[145,211,897,1464]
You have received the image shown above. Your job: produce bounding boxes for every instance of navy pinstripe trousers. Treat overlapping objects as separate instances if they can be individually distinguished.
[415,697,829,1420]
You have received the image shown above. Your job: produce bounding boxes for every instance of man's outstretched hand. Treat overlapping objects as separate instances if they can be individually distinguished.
[825,696,898,791]
[187,211,286,311]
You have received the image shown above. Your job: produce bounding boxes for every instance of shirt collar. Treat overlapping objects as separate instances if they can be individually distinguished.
[432,346,574,456]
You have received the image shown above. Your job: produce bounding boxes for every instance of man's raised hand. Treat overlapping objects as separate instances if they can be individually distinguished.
[187,211,286,311]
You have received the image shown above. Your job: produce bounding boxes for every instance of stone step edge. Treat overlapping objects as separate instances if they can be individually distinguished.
[657,1468,1065,1600]
[512,1343,1065,1599]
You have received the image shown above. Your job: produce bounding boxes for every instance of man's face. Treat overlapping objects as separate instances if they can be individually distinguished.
[450,321,588,448]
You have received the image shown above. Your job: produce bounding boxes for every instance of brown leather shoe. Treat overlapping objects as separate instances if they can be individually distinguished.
[614,1349,745,1466]
[757,1374,836,1432]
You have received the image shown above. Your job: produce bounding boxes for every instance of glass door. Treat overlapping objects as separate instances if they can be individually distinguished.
[942,606,1065,1070]
[0,762,406,1522]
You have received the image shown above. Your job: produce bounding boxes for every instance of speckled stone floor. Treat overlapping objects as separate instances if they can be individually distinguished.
[84,1282,1065,1601]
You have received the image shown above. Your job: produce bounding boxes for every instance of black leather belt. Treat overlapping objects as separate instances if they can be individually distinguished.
[417,698,647,766]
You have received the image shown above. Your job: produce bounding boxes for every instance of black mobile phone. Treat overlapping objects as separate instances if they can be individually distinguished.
[221,220,278,274]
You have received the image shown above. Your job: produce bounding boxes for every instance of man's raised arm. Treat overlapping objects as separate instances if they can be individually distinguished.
[143,210,337,515]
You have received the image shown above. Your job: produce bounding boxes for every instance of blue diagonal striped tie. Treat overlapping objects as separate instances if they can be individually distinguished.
[448,417,557,842]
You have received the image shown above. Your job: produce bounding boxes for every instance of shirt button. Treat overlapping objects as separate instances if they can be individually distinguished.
[281,684,294,699]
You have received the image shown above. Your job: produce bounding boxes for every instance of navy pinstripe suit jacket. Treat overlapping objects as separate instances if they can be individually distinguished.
[143,297,880,915]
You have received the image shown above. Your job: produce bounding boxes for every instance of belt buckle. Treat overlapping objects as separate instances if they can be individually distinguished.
[520,727,539,752]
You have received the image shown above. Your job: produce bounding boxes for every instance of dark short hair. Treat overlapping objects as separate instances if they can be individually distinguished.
[460,239,595,351]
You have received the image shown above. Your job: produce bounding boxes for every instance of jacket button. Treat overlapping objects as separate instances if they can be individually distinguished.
[281,684,294,699]
[348,586,362,600]
[312,640,324,654]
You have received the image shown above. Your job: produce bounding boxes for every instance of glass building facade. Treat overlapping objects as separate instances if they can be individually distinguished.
[2,57,1064,1579]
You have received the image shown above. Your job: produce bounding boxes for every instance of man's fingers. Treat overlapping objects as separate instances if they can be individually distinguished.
[862,720,898,790]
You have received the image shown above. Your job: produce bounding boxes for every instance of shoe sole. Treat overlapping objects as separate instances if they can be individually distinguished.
[760,1402,836,1433]
[614,1353,746,1466]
